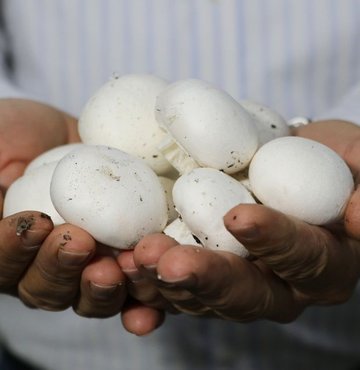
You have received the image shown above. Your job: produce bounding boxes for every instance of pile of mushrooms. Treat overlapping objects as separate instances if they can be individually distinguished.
[4,74,354,256]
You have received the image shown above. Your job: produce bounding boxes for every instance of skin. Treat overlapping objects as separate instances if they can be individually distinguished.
[1,101,359,336]
[0,99,79,190]
[118,119,360,333]
[0,99,127,318]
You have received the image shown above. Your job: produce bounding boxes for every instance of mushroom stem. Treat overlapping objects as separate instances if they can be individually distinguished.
[157,134,200,175]
[163,217,200,246]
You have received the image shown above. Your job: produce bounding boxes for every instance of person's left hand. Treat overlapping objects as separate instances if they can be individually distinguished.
[118,119,360,334]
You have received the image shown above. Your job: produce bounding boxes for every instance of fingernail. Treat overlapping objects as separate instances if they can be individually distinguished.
[139,264,158,279]
[40,213,52,221]
[12,213,53,248]
[16,215,36,236]
[159,273,197,289]
[90,282,122,300]
[123,269,144,283]
[227,223,259,241]
[58,248,92,266]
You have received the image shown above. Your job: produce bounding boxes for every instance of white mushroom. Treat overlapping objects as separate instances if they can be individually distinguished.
[50,145,168,249]
[231,168,252,193]
[158,176,178,223]
[172,167,257,256]
[163,217,199,246]
[24,143,84,174]
[78,74,174,176]
[239,100,290,146]
[249,136,354,225]
[156,79,259,175]
[157,134,199,175]
[4,162,65,225]
[4,144,87,225]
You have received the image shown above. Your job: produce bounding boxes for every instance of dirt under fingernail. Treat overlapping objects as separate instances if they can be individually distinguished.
[16,215,35,236]
[10,213,53,247]
[40,212,52,220]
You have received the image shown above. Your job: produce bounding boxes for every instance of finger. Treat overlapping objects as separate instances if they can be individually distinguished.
[118,246,175,311]
[132,236,208,314]
[74,255,127,318]
[345,184,360,240]
[133,234,180,267]
[293,120,360,173]
[18,223,96,310]
[117,250,142,281]
[154,243,298,322]
[134,234,297,321]
[224,204,360,304]
[0,211,54,294]
[135,267,192,314]
[121,301,165,336]
[0,190,3,217]
[0,160,28,191]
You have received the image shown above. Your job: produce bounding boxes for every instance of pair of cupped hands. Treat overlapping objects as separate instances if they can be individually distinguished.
[0,99,359,335]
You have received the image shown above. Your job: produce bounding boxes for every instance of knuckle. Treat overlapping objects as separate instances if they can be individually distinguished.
[277,231,329,283]
[0,256,34,291]
[315,287,356,306]
[158,287,194,302]
[0,276,17,293]
[173,304,212,316]
[35,257,81,287]
[17,283,71,311]
[73,287,127,318]
[73,304,121,319]
[128,282,159,303]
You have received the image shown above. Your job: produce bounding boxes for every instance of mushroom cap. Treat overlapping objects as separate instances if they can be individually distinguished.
[50,145,168,249]
[172,167,256,256]
[155,79,259,174]
[24,143,84,175]
[78,74,172,175]
[240,100,290,146]
[4,162,64,225]
[249,136,354,225]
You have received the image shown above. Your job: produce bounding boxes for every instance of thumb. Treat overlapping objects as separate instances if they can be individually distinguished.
[0,190,3,218]
[224,204,327,282]
[344,183,360,240]
[0,161,27,192]
[223,204,359,303]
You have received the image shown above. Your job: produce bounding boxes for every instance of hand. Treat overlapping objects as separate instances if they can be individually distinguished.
[0,98,79,190]
[0,99,127,318]
[293,119,360,239]
[118,119,360,333]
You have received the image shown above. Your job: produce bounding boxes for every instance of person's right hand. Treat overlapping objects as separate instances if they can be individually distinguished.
[0,98,127,318]
[118,119,360,334]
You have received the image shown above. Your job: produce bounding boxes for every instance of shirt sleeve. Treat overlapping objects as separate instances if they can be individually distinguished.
[315,83,360,126]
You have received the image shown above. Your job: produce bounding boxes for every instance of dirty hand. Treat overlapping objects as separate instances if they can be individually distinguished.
[118,119,360,334]
[0,99,126,317]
